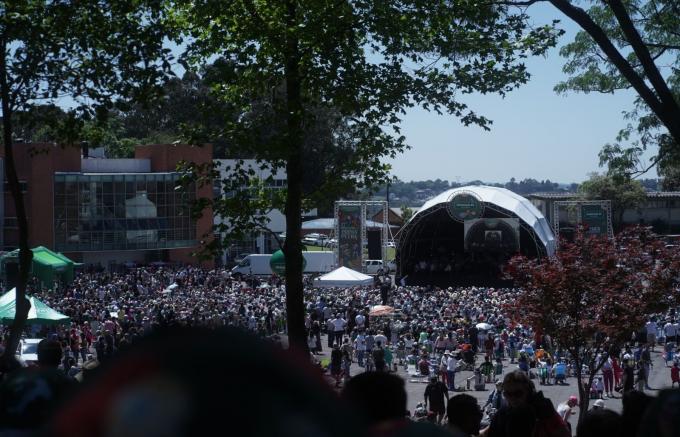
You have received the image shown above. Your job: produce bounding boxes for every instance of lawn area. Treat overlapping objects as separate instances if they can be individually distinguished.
[304,245,395,260]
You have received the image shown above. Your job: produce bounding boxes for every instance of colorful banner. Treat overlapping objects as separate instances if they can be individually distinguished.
[581,204,608,235]
[337,205,362,270]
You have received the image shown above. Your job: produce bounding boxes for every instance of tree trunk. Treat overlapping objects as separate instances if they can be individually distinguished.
[575,357,589,427]
[282,0,307,355]
[0,37,33,365]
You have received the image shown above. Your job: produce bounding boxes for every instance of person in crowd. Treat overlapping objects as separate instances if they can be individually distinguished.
[330,344,343,387]
[671,361,679,388]
[342,372,414,436]
[576,408,623,437]
[621,391,652,437]
[590,399,605,411]
[424,375,448,424]
[446,350,458,391]
[484,380,506,412]
[556,395,578,433]
[622,359,636,393]
[373,341,386,372]
[645,317,658,351]
[447,394,483,437]
[481,370,570,437]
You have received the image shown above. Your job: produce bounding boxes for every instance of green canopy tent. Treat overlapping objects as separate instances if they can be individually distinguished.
[0,288,70,325]
[0,246,76,290]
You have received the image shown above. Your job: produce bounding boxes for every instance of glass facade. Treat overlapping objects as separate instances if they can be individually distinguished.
[54,173,197,252]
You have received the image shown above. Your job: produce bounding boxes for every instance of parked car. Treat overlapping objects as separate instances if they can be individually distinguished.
[303,233,323,245]
[303,233,329,246]
[363,259,386,275]
[16,338,41,366]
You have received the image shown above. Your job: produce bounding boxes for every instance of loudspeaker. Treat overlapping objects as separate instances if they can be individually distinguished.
[367,230,381,259]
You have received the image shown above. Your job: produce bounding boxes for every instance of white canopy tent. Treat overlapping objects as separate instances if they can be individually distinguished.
[313,266,374,288]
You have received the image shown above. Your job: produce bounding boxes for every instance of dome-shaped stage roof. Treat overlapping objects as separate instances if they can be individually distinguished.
[410,185,556,256]
[397,186,556,286]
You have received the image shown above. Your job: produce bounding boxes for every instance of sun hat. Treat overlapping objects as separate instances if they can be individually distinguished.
[593,399,605,408]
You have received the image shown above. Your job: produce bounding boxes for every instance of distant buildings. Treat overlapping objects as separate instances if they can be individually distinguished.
[1,143,213,268]
[213,159,316,265]
[528,192,680,234]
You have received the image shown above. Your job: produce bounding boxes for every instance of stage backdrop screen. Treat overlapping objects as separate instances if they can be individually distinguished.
[464,218,520,253]
[337,205,363,270]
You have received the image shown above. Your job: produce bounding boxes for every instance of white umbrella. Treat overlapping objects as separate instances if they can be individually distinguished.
[476,322,493,330]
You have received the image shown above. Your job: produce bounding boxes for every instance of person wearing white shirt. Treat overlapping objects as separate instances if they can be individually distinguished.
[332,315,346,346]
[446,353,458,391]
[665,319,677,343]
[646,318,658,350]
[404,334,415,350]
[354,334,367,367]
[355,313,365,330]
[375,331,388,347]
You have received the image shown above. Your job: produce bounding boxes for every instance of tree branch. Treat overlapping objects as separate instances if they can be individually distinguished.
[548,0,680,145]
[606,0,680,142]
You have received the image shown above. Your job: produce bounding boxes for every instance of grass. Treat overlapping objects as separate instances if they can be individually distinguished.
[304,245,396,260]
[304,245,329,251]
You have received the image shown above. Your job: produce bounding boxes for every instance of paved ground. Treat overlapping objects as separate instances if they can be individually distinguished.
[314,335,674,434]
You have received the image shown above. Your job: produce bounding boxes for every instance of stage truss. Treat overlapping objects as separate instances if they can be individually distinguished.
[334,200,389,272]
[552,200,613,240]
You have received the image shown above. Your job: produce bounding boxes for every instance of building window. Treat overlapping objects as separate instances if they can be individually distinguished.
[3,181,28,192]
[54,173,197,252]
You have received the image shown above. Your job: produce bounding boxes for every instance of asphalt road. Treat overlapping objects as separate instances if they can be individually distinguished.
[313,334,674,435]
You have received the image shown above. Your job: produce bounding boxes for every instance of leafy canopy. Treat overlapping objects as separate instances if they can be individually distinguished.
[506,226,680,410]
[1,1,173,123]
[169,0,561,252]
[554,0,680,181]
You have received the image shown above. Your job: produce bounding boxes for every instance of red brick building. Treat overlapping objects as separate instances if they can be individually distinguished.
[1,143,213,268]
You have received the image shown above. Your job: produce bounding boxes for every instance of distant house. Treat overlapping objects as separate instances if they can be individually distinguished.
[371,207,419,229]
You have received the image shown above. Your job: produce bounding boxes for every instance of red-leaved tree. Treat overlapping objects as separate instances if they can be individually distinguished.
[505,226,680,422]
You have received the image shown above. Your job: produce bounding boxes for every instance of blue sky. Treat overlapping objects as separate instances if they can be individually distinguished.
[386,3,653,184]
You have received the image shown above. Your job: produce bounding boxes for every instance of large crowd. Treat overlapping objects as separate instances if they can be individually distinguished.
[0,265,678,436]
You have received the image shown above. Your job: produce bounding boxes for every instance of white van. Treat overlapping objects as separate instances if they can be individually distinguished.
[231,251,335,278]
[363,259,385,275]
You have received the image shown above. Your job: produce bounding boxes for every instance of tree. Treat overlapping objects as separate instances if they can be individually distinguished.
[0,0,171,363]
[506,226,680,424]
[400,205,414,223]
[540,0,680,179]
[579,172,646,231]
[170,0,560,352]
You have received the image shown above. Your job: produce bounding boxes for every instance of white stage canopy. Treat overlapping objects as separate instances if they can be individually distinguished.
[313,266,374,288]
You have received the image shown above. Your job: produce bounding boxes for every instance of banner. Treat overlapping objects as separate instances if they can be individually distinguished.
[581,204,607,236]
[464,218,520,252]
[337,205,362,270]
[447,192,484,221]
